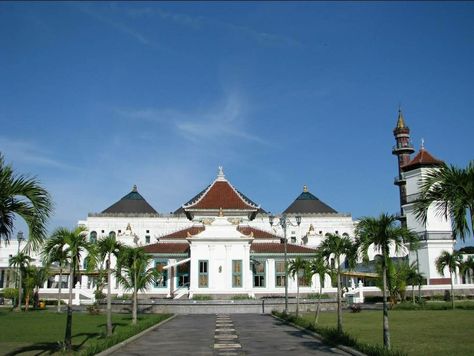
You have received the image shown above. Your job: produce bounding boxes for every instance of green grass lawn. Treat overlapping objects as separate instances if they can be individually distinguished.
[301,309,474,356]
[0,308,170,355]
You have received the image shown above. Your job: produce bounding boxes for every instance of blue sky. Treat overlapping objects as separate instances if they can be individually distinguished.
[1,2,473,246]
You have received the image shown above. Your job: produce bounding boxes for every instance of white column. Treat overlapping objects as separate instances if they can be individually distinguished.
[267,259,275,289]
[167,259,176,298]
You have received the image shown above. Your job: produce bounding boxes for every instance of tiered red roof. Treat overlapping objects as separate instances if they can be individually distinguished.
[250,243,316,254]
[402,148,443,171]
[143,243,189,254]
[159,226,205,239]
[237,226,279,239]
[184,181,258,210]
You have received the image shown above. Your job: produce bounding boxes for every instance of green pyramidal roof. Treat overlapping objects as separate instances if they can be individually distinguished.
[283,186,337,214]
[102,185,158,215]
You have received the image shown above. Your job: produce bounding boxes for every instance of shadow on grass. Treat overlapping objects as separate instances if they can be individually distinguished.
[97,322,127,333]
[5,332,101,355]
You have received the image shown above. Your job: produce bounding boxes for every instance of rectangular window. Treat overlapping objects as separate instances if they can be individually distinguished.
[275,260,286,287]
[253,261,265,287]
[199,260,208,288]
[155,261,168,288]
[291,236,296,243]
[145,235,150,244]
[232,260,242,288]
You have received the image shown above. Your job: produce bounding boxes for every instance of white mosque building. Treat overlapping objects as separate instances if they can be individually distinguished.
[0,111,472,302]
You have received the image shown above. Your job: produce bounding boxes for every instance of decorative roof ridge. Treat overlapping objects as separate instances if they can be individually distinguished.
[237,225,280,238]
[182,167,259,210]
[158,224,205,239]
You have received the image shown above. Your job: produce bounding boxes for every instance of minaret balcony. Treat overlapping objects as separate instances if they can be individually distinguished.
[395,212,406,221]
[392,143,415,155]
[394,176,406,185]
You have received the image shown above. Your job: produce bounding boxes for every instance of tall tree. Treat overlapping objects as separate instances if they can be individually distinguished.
[318,233,357,334]
[42,233,69,313]
[0,153,52,251]
[115,246,158,325]
[309,254,331,324]
[47,226,94,351]
[435,250,463,310]
[406,262,424,304]
[9,252,33,311]
[355,213,418,350]
[97,233,124,336]
[460,256,474,284]
[414,161,474,242]
[288,257,308,318]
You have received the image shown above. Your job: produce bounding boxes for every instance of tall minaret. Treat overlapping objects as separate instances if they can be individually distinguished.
[392,109,414,222]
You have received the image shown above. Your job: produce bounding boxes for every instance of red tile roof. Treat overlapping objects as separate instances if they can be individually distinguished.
[159,226,205,239]
[250,243,317,254]
[143,242,189,254]
[237,226,279,239]
[402,148,443,171]
[184,181,258,210]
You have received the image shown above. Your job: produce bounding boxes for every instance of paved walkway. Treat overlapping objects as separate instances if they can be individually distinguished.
[113,314,349,356]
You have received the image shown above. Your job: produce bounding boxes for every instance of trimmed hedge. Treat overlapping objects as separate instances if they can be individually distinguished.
[79,314,172,356]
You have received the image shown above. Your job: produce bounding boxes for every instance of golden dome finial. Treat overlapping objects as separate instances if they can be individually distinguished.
[396,108,406,129]
[303,185,308,193]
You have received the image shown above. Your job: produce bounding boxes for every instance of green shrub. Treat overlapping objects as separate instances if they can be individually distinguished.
[306,293,330,299]
[2,288,18,300]
[364,296,384,303]
[192,295,212,300]
[392,301,474,311]
[231,295,255,300]
[94,290,106,300]
[80,314,172,356]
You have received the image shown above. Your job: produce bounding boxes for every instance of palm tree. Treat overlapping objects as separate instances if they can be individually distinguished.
[309,254,331,324]
[355,213,418,350]
[460,256,474,284]
[9,252,33,311]
[22,265,50,310]
[414,161,474,242]
[0,153,52,251]
[406,262,424,304]
[47,226,94,351]
[33,266,50,308]
[318,233,357,334]
[435,250,463,309]
[115,246,158,325]
[288,257,308,318]
[42,233,69,313]
[97,233,124,336]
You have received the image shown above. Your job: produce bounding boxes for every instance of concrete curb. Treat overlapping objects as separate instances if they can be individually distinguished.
[270,314,366,356]
[95,314,177,356]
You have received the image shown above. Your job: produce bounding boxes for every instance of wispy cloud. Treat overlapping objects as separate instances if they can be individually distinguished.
[74,4,172,52]
[123,6,302,47]
[0,136,78,171]
[116,93,267,145]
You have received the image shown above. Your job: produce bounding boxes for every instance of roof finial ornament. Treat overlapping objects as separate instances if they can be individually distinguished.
[421,138,425,150]
[303,185,308,193]
[396,107,406,129]
[132,184,137,192]
[217,166,226,181]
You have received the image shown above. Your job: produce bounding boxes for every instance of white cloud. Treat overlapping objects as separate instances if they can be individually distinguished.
[116,93,267,145]
[123,6,302,47]
[0,136,78,171]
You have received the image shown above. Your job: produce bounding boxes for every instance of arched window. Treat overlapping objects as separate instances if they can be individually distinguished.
[109,231,116,239]
[90,231,97,243]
